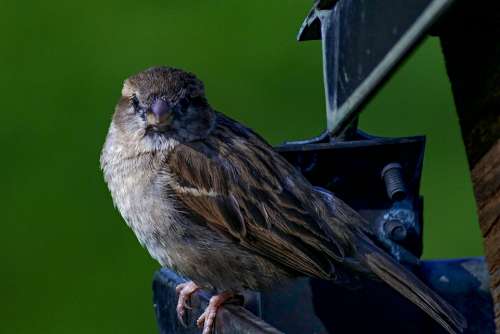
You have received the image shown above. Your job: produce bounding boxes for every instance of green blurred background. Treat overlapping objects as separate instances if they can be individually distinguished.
[0,1,483,333]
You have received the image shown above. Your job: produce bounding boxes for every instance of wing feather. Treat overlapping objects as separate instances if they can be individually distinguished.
[166,114,350,279]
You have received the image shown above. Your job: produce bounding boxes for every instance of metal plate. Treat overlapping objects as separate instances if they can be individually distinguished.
[298,0,454,135]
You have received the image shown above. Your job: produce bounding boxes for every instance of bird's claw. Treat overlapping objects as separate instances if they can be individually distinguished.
[175,281,200,327]
[177,309,187,328]
[196,291,234,334]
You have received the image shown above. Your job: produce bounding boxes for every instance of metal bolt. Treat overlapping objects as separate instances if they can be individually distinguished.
[381,163,406,201]
[384,219,407,241]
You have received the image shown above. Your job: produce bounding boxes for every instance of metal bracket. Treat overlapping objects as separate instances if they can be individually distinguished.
[297,0,455,138]
[277,132,425,264]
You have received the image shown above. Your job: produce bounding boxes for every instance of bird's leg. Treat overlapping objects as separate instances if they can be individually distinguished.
[175,281,200,326]
[196,291,235,334]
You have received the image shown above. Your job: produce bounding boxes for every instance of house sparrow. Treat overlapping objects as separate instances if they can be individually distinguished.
[100,67,466,334]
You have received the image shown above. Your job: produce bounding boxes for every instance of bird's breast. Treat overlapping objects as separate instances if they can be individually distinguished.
[102,148,181,266]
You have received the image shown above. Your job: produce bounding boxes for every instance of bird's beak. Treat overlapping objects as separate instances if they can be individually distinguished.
[147,99,173,126]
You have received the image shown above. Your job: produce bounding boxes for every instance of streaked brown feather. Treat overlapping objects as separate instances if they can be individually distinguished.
[167,113,348,280]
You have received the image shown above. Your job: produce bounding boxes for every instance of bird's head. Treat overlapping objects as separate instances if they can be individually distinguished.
[112,67,216,150]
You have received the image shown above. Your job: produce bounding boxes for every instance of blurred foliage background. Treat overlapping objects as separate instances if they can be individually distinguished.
[0,1,483,333]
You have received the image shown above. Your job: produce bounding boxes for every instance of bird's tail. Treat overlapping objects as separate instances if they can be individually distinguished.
[355,232,467,334]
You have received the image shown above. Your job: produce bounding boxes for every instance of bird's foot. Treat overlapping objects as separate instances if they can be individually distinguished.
[196,291,234,334]
[175,281,200,327]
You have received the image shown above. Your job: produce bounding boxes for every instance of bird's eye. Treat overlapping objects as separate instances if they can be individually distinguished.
[131,95,140,110]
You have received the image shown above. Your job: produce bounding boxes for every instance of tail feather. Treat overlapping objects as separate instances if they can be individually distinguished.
[322,192,467,332]
[358,236,467,334]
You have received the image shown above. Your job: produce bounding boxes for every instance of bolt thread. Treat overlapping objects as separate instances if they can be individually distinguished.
[381,163,406,201]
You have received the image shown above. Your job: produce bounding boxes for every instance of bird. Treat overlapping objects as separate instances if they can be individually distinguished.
[100,66,466,334]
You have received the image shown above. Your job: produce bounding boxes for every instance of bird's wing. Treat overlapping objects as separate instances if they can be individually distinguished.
[166,115,351,280]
